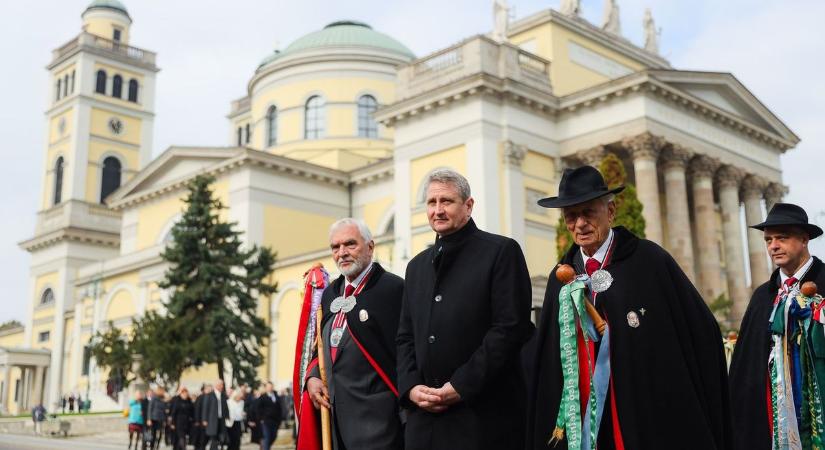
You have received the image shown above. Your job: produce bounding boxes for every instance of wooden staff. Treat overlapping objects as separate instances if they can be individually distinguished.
[316,308,332,450]
[557,264,607,336]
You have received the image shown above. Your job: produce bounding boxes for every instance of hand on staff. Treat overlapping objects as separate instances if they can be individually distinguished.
[307,377,330,410]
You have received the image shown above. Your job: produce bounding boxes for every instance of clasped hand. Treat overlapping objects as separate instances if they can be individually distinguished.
[409,382,461,413]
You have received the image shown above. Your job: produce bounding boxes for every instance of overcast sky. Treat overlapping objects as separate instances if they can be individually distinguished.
[0,0,822,325]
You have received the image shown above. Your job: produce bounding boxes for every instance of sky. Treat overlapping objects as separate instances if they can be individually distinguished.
[0,0,822,325]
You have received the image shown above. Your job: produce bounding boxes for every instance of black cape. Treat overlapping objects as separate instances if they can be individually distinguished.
[729,257,825,450]
[526,226,732,450]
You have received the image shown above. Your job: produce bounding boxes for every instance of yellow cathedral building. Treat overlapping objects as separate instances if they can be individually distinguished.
[0,0,798,414]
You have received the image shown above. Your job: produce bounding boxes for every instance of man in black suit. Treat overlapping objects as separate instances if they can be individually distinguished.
[397,169,533,450]
[255,381,282,450]
[200,379,228,450]
[305,218,405,450]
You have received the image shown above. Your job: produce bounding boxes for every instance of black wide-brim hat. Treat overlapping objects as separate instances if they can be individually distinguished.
[750,202,823,239]
[538,165,624,208]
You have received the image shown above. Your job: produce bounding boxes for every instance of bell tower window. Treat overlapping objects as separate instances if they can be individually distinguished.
[53,156,64,205]
[100,156,122,203]
[128,79,139,102]
[95,70,107,94]
[112,75,123,98]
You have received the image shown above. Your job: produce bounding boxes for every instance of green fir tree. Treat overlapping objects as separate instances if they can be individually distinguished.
[159,174,277,386]
[129,311,191,388]
[555,153,647,259]
[88,323,132,396]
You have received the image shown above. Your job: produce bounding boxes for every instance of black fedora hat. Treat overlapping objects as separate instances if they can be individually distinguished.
[538,166,624,208]
[750,202,823,239]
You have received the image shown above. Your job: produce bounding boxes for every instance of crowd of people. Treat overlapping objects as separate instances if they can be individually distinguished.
[61,392,90,414]
[126,380,291,450]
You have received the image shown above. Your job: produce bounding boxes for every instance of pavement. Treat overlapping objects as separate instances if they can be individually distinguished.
[0,430,295,450]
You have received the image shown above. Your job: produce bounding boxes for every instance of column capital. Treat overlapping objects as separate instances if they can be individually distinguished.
[689,154,720,179]
[764,182,788,208]
[622,132,666,160]
[576,145,606,167]
[740,174,768,200]
[660,143,693,169]
[501,140,527,167]
[715,165,746,189]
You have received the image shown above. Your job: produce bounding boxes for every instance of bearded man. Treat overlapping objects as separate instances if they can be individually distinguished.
[397,169,533,450]
[305,218,404,450]
[526,165,731,450]
[730,203,825,450]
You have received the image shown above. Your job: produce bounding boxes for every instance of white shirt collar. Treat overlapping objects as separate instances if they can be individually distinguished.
[346,261,374,291]
[580,229,614,264]
[780,256,813,285]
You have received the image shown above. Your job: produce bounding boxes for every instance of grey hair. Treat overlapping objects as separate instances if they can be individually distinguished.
[427,169,471,201]
[602,193,616,205]
[329,218,373,242]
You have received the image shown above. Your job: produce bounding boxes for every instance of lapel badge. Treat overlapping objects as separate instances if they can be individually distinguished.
[359,309,369,322]
[639,308,646,316]
[626,310,640,328]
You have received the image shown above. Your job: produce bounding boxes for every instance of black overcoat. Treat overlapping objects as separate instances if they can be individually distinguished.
[200,390,228,436]
[526,226,732,450]
[309,262,404,450]
[169,395,194,434]
[255,392,283,427]
[729,257,825,450]
[397,219,533,450]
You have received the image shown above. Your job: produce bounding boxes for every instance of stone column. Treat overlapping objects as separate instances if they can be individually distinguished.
[764,182,786,211]
[742,175,770,286]
[32,365,45,407]
[717,165,748,325]
[661,144,696,281]
[624,132,665,245]
[1,364,11,414]
[577,145,606,167]
[690,155,724,303]
[502,141,527,247]
[17,366,27,412]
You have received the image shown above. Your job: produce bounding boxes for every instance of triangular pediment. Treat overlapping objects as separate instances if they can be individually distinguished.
[650,70,798,144]
[107,146,241,204]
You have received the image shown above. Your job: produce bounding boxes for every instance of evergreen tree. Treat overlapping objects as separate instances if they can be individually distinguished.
[554,153,647,258]
[130,311,191,388]
[89,323,132,397]
[159,174,276,386]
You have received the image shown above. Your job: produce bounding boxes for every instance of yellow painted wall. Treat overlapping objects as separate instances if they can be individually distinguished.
[0,328,25,348]
[1,367,23,415]
[270,138,393,171]
[90,107,142,145]
[49,108,74,145]
[85,141,139,203]
[134,179,230,250]
[411,230,436,256]
[409,145,467,205]
[83,17,130,43]
[526,233,556,277]
[263,206,337,259]
[523,151,556,226]
[510,21,647,96]
[362,196,393,233]
[105,288,136,321]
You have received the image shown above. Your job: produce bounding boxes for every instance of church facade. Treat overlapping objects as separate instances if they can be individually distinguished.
[0,0,797,414]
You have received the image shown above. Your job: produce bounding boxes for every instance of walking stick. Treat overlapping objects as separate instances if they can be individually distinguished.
[316,307,333,450]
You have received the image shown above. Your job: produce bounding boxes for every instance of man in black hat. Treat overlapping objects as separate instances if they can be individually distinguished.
[729,203,825,450]
[525,165,731,450]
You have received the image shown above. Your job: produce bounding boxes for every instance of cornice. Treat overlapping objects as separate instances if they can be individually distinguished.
[19,226,120,252]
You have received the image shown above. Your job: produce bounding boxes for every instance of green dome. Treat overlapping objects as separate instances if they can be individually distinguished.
[258,20,414,68]
[84,0,129,16]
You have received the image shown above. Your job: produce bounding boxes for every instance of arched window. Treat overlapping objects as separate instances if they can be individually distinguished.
[127,79,139,102]
[40,288,55,305]
[245,123,251,144]
[266,106,278,147]
[95,70,107,94]
[236,127,243,146]
[56,79,61,101]
[70,70,75,93]
[53,156,64,205]
[357,95,379,138]
[112,75,123,98]
[63,74,69,98]
[100,157,122,203]
[304,95,325,139]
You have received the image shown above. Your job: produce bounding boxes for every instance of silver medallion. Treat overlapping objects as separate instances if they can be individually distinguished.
[330,296,345,313]
[590,269,613,293]
[341,295,357,313]
[359,309,369,322]
[626,311,640,328]
[330,328,344,347]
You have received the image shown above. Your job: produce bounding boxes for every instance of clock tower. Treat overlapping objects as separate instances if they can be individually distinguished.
[19,0,157,408]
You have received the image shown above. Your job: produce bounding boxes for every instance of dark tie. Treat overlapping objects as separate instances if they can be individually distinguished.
[585,258,601,276]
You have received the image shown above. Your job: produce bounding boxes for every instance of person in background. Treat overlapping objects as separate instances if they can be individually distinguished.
[147,386,167,450]
[247,388,262,446]
[61,395,67,414]
[31,402,47,435]
[68,393,75,413]
[164,391,174,447]
[226,389,245,450]
[201,379,229,450]
[128,391,145,450]
[256,382,283,450]
[192,384,211,450]
[169,387,195,450]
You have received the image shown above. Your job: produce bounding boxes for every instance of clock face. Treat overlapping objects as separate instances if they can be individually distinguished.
[108,117,124,135]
